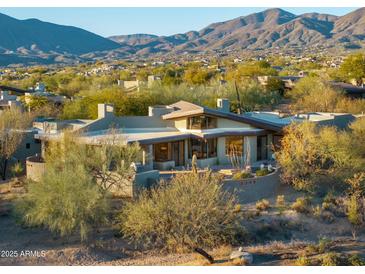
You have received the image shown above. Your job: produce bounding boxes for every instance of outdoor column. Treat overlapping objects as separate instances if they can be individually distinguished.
[244,136,257,165]
[142,145,153,170]
[184,139,189,166]
[267,134,273,160]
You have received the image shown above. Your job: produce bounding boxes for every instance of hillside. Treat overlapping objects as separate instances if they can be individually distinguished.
[1,8,365,65]
[0,12,121,65]
[110,8,365,55]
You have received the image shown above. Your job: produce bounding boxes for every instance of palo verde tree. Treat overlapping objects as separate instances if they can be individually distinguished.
[276,121,361,192]
[16,130,142,241]
[0,107,32,180]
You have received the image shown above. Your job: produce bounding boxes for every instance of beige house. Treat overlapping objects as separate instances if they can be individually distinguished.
[31,99,357,173]
[33,99,285,171]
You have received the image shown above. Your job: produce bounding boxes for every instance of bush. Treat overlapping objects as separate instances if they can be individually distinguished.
[15,163,109,241]
[256,199,270,211]
[119,172,244,252]
[317,238,332,253]
[232,171,253,180]
[276,195,286,209]
[321,252,341,266]
[295,255,311,266]
[255,168,270,177]
[348,254,365,266]
[291,197,310,213]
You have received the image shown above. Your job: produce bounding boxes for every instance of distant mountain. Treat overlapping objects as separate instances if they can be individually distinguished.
[0,12,121,65]
[109,8,365,56]
[1,8,365,66]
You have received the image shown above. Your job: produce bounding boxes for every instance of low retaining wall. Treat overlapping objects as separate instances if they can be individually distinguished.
[26,156,46,182]
[222,168,281,204]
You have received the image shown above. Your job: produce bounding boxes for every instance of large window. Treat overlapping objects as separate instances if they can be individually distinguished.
[226,136,244,156]
[154,142,170,161]
[257,136,268,161]
[187,115,217,130]
[189,138,217,159]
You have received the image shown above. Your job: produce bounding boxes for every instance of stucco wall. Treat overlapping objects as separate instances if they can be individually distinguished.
[153,161,175,170]
[134,170,160,196]
[174,118,187,130]
[217,137,230,165]
[196,157,218,168]
[244,135,257,164]
[222,169,281,204]
[26,156,46,182]
[13,131,41,163]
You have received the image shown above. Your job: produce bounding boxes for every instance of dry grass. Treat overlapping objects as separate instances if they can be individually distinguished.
[246,240,308,254]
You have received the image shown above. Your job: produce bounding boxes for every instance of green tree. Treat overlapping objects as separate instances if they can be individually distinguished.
[0,107,32,180]
[265,77,285,96]
[276,122,359,191]
[16,162,109,241]
[338,53,365,86]
[17,130,142,241]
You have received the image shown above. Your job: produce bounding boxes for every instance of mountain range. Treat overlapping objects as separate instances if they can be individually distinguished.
[1,8,365,66]
[109,8,365,55]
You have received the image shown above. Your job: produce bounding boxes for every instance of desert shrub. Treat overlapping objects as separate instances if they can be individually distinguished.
[323,191,337,205]
[119,172,244,252]
[348,254,365,266]
[321,252,341,266]
[255,199,270,211]
[313,205,322,218]
[232,171,253,180]
[295,255,312,266]
[305,238,333,256]
[321,201,334,211]
[15,163,109,241]
[255,168,270,177]
[317,238,332,253]
[276,195,286,210]
[291,197,310,213]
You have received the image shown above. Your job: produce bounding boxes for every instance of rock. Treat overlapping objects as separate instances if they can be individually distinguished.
[229,247,253,264]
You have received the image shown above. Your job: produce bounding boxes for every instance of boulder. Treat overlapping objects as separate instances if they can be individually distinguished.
[229,247,253,264]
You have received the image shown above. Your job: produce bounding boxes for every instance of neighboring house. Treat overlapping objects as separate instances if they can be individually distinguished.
[0,85,27,112]
[330,82,365,99]
[147,75,162,88]
[25,82,67,105]
[24,91,67,106]
[257,74,304,90]
[0,90,22,111]
[117,79,146,91]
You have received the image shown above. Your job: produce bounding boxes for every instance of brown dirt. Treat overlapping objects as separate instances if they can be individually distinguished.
[1,179,365,266]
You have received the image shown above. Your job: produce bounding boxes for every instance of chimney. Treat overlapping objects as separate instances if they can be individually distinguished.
[98,104,114,119]
[217,98,230,113]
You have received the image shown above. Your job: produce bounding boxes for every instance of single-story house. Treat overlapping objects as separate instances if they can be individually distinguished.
[31,99,357,172]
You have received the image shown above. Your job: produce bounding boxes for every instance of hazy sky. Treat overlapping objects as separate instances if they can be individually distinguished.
[0,7,358,37]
